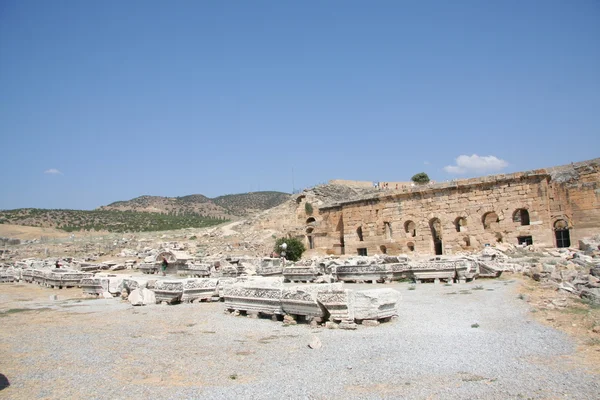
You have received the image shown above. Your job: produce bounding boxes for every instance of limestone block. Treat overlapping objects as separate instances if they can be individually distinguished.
[181,278,219,302]
[353,288,400,320]
[108,277,126,294]
[128,289,144,306]
[153,280,184,304]
[141,288,156,305]
[223,281,284,315]
[317,289,355,322]
[281,283,343,317]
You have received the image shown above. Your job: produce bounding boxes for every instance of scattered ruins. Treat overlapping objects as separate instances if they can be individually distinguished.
[1,157,599,330]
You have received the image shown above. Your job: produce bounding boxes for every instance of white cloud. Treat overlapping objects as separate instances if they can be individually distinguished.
[443,154,508,175]
[423,161,430,165]
[44,168,63,175]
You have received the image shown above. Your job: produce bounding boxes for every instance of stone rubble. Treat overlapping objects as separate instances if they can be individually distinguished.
[2,234,600,330]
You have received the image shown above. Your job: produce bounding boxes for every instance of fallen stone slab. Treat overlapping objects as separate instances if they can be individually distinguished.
[153,280,184,304]
[353,288,400,321]
[223,280,284,315]
[334,264,392,283]
[316,289,355,323]
[181,278,219,303]
[283,265,319,283]
[129,288,156,306]
[281,283,343,318]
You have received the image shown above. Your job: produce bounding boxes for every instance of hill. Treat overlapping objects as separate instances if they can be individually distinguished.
[99,191,291,218]
[0,191,291,233]
[99,195,229,219]
[212,191,292,216]
[0,208,226,233]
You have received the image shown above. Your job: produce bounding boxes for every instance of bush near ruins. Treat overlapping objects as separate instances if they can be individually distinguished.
[411,172,430,184]
[305,202,313,215]
[273,237,306,262]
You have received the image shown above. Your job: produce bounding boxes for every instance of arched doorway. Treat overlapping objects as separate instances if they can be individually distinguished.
[404,220,416,237]
[429,218,443,255]
[482,212,499,230]
[306,227,314,250]
[554,220,571,248]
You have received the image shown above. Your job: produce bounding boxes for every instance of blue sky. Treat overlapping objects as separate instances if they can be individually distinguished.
[1,0,598,210]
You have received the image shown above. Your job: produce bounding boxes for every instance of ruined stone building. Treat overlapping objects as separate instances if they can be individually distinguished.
[294,158,600,257]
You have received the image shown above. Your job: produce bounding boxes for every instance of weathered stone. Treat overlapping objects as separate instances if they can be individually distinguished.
[181,278,219,303]
[128,288,156,306]
[281,283,342,318]
[353,288,400,320]
[153,280,184,304]
[338,321,358,330]
[580,288,600,305]
[361,319,380,327]
[334,263,393,283]
[223,278,284,315]
[283,265,319,282]
[307,336,322,349]
[317,289,355,322]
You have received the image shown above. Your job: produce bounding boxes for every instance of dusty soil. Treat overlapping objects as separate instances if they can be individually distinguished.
[1,278,599,399]
[514,275,600,374]
[0,224,73,241]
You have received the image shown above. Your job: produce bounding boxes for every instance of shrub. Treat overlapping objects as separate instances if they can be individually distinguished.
[411,172,430,184]
[273,237,306,262]
[305,202,313,215]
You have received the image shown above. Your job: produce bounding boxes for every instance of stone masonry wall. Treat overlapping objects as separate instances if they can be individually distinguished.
[310,158,600,257]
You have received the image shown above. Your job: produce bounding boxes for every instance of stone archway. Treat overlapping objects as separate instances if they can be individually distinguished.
[429,218,443,255]
[404,220,416,237]
[306,227,315,250]
[554,219,571,248]
[482,212,499,230]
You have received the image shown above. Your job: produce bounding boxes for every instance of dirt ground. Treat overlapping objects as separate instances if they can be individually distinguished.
[0,224,74,241]
[514,275,600,374]
[1,277,600,399]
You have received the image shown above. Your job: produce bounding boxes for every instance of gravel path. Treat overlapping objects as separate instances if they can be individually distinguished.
[1,279,598,399]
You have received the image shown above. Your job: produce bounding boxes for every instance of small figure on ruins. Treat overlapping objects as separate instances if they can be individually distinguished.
[279,242,287,266]
[161,257,169,276]
[55,259,61,268]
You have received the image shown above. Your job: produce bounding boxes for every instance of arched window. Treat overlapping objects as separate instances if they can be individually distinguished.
[380,245,387,254]
[404,221,416,237]
[407,242,415,252]
[482,212,499,230]
[384,222,392,239]
[454,217,467,232]
[306,217,316,225]
[356,226,364,241]
[512,209,530,226]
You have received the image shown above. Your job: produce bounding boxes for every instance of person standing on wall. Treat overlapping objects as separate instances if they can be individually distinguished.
[161,256,169,276]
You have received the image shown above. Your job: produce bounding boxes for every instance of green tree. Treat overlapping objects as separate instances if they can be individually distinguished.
[411,172,430,184]
[273,237,306,262]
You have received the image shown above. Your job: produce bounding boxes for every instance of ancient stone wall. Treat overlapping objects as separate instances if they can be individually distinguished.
[309,159,600,256]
